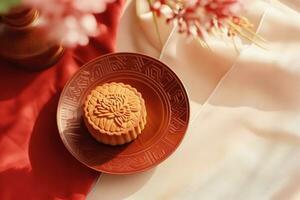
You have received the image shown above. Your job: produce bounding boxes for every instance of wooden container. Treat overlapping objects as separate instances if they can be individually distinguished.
[0,7,64,71]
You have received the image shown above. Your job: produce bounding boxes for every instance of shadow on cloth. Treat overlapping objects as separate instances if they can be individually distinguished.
[0,94,98,200]
[0,59,39,101]
[0,94,97,200]
[28,94,98,199]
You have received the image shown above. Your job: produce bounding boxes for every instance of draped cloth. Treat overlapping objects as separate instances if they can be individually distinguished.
[0,1,124,200]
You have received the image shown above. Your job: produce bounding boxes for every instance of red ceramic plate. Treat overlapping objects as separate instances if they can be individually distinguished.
[57,52,190,174]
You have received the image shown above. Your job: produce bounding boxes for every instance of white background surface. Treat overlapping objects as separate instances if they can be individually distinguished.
[87,1,300,199]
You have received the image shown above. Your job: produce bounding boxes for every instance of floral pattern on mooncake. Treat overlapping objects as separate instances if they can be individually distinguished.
[83,82,147,145]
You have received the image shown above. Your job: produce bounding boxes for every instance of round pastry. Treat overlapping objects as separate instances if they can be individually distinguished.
[83,82,147,145]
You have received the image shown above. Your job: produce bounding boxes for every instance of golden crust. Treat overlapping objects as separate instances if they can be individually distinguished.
[83,82,147,145]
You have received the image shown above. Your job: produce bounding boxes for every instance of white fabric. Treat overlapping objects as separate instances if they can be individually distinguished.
[87,0,300,199]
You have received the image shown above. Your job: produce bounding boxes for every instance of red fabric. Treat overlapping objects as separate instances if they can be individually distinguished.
[0,1,124,200]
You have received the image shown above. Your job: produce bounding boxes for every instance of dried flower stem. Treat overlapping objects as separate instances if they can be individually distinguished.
[147,0,163,48]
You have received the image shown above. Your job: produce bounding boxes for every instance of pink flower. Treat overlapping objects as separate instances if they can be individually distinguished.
[23,0,115,47]
[73,0,115,13]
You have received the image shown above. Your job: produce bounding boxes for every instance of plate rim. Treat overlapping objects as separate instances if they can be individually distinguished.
[57,52,190,174]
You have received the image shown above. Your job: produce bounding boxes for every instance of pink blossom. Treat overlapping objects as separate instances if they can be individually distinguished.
[73,0,115,13]
[23,0,115,47]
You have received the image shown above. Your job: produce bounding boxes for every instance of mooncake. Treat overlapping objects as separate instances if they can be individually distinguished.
[83,82,147,145]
